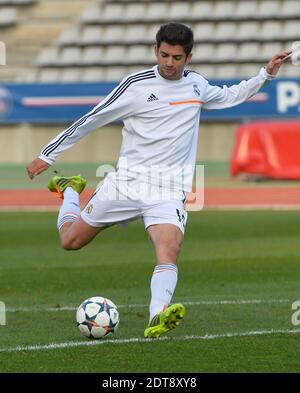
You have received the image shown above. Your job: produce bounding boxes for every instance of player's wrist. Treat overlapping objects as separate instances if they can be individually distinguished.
[38,154,54,165]
[261,67,276,80]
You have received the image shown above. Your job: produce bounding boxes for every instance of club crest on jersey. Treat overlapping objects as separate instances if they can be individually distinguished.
[86,203,93,214]
[193,84,201,97]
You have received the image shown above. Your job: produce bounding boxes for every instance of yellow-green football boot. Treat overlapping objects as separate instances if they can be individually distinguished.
[48,174,86,199]
[144,303,185,338]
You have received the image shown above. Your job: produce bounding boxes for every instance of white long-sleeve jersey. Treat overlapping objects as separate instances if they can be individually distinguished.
[40,65,275,191]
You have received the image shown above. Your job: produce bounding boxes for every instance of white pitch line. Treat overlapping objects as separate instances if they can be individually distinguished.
[1,329,300,353]
[6,299,291,313]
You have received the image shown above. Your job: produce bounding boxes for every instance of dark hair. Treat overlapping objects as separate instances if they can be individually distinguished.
[156,22,194,56]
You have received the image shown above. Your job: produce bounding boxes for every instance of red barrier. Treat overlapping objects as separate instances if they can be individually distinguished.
[231,121,300,179]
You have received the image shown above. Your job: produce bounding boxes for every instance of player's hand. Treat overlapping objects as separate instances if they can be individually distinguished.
[266,51,292,76]
[27,158,50,179]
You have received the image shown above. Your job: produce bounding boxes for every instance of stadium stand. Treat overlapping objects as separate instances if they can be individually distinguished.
[0,8,17,27]
[0,0,88,82]
[1,0,299,82]
[0,0,299,167]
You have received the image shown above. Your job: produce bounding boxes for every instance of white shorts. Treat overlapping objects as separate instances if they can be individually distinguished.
[81,173,188,234]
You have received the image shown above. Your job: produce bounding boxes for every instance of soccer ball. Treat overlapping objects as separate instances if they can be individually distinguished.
[76,296,119,339]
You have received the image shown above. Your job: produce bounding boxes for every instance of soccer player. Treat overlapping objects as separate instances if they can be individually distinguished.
[27,23,290,338]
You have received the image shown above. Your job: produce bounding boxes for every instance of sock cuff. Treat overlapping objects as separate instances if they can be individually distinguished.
[57,213,79,230]
[153,263,178,275]
[64,187,79,198]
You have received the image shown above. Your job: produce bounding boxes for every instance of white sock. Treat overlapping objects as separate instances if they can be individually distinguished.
[57,187,81,230]
[149,263,178,321]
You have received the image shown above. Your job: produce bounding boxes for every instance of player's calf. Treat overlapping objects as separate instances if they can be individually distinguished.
[60,217,103,251]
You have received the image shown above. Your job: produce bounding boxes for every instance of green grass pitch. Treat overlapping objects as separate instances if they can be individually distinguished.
[0,210,299,372]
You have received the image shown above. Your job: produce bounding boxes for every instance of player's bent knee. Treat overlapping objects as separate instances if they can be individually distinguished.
[61,237,84,251]
[164,242,181,260]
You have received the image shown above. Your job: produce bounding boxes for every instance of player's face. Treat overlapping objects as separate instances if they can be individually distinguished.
[155,42,192,80]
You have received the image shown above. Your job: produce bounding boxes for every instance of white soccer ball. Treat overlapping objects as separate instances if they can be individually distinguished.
[76,296,119,339]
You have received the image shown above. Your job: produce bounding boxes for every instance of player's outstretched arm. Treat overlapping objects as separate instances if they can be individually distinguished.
[203,49,292,110]
[27,157,50,179]
[29,74,137,174]
[266,50,292,76]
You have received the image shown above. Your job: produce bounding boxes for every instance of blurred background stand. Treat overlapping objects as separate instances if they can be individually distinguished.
[231,121,300,181]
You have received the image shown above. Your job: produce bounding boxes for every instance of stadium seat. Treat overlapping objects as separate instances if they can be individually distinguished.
[60,47,82,66]
[0,0,34,4]
[101,3,125,21]
[148,45,156,60]
[81,67,105,82]
[16,70,38,83]
[215,43,238,62]
[215,64,238,79]
[192,44,215,62]
[238,43,261,61]
[36,47,60,67]
[127,65,146,75]
[260,42,283,60]
[237,64,261,78]
[168,3,191,20]
[193,23,215,41]
[215,22,237,40]
[80,3,102,23]
[38,68,61,82]
[258,0,281,17]
[102,46,126,64]
[260,21,283,40]
[123,3,147,21]
[237,21,259,40]
[58,26,81,46]
[127,46,151,64]
[146,4,169,20]
[104,66,127,81]
[101,25,125,44]
[124,25,148,43]
[82,47,104,65]
[281,0,300,17]
[0,7,17,26]
[9,0,34,4]
[280,64,300,77]
[190,2,213,19]
[60,68,82,82]
[146,24,162,43]
[282,21,300,39]
[191,65,216,80]
[214,1,236,19]
[235,0,258,18]
[81,26,103,45]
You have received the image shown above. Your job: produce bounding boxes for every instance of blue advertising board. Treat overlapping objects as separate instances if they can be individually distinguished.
[0,78,299,124]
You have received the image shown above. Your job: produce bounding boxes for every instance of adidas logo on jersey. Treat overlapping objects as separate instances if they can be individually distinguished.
[147,93,159,102]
